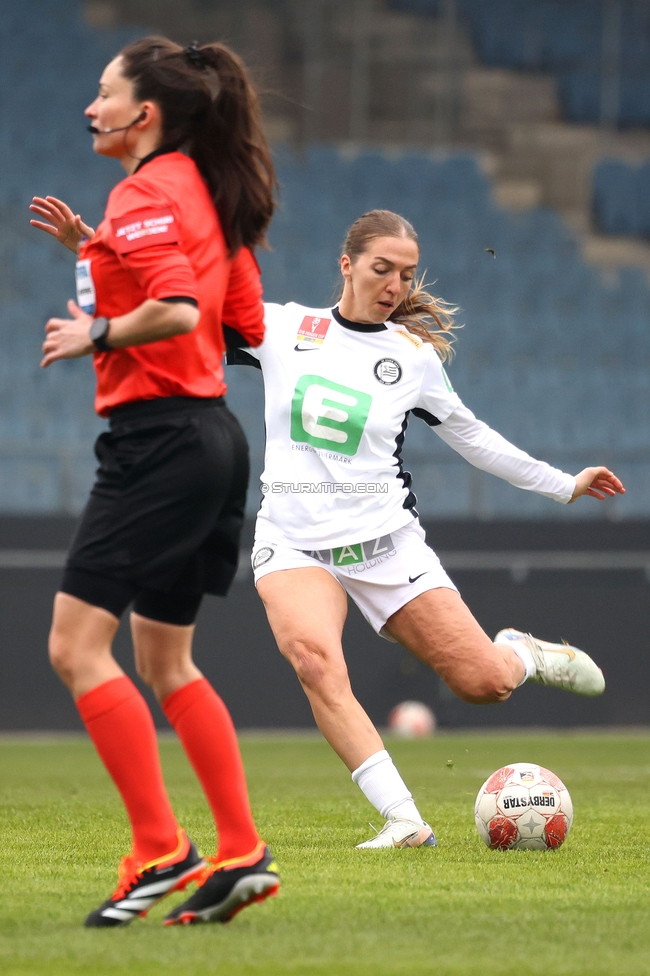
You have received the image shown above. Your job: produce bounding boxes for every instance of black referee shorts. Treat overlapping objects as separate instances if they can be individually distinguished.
[61,396,249,626]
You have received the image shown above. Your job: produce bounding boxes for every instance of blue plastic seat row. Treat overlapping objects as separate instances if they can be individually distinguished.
[388,0,650,127]
[1,0,649,516]
[593,160,650,238]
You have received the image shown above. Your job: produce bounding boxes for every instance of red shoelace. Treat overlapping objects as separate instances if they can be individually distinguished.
[111,854,144,900]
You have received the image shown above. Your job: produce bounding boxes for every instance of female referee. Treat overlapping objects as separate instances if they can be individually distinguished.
[230,209,625,852]
[29,37,280,927]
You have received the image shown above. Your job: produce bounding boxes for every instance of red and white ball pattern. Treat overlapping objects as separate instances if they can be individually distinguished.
[474,762,573,851]
[388,701,436,738]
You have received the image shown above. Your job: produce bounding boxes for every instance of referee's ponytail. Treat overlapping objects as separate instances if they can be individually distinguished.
[119,36,276,255]
[341,210,459,361]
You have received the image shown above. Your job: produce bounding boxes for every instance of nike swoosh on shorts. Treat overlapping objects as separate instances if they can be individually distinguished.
[408,573,428,583]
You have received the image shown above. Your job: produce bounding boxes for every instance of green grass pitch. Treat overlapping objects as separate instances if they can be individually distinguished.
[1,732,648,976]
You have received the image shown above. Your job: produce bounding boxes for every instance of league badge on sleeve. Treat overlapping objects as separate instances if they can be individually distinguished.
[295,315,331,351]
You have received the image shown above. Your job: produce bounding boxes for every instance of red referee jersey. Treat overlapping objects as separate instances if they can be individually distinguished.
[77,150,265,416]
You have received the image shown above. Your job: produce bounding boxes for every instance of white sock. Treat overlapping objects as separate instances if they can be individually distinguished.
[495,636,535,685]
[351,749,424,823]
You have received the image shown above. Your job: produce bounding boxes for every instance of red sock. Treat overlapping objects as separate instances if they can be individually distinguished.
[76,676,179,864]
[162,678,261,866]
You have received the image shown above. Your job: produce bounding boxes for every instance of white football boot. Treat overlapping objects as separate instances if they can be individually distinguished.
[356,818,437,849]
[495,628,605,696]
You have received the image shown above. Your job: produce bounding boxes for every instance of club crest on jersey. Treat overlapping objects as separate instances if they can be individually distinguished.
[374,358,402,385]
[295,315,331,351]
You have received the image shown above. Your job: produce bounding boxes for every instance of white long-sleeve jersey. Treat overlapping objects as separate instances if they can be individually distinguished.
[229,302,575,549]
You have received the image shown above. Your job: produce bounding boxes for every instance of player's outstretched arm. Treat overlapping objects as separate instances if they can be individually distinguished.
[29,195,95,255]
[569,467,625,503]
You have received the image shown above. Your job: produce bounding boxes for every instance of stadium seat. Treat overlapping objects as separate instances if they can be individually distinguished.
[592,160,650,238]
[2,0,648,517]
[389,0,650,127]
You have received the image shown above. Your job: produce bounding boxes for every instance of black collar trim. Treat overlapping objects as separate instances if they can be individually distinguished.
[332,306,388,333]
[134,146,178,174]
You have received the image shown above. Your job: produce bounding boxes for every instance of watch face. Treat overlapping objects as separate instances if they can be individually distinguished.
[90,318,106,340]
[90,318,110,349]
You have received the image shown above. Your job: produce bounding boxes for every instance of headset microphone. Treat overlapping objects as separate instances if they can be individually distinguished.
[87,112,146,135]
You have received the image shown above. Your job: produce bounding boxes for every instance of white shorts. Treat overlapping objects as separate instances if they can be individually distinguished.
[251,518,457,641]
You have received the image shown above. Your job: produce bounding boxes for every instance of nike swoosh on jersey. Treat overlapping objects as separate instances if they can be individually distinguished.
[294,342,320,351]
[408,573,428,583]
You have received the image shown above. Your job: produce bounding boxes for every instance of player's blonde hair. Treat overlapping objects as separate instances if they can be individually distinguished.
[341,210,459,361]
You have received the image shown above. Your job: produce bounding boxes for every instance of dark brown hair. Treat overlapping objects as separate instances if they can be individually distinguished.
[342,210,459,360]
[119,36,276,254]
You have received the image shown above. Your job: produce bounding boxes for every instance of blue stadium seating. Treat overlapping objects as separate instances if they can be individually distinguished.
[0,0,137,511]
[389,0,650,127]
[593,160,650,238]
[387,0,650,250]
[1,1,648,517]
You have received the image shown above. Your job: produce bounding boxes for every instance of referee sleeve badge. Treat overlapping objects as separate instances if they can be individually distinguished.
[111,208,180,254]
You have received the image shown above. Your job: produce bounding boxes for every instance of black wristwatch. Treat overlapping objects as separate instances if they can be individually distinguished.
[89,317,112,352]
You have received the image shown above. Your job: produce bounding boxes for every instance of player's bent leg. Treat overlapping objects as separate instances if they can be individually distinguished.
[384,587,525,704]
[258,569,432,848]
[494,628,605,696]
[257,567,383,770]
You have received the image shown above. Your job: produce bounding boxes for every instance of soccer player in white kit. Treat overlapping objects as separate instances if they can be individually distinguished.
[230,210,625,849]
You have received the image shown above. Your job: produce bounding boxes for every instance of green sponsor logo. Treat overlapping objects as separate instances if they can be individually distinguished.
[290,375,372,457]
[331,536,394,566]
[332,544,364,566]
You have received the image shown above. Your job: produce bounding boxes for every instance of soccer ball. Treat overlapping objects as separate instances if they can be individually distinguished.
[474,762,573,851]
[388,701,436,738]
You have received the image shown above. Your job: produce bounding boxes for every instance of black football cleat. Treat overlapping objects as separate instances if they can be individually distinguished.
[85,830,205,927]
[163,843,280,925]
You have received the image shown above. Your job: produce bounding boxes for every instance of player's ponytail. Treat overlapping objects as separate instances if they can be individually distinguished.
[391,276,459,362]
[119,36,276,254]
[341,210,459,361]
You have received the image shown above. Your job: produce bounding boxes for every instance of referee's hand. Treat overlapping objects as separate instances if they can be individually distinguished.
[569,467,625,503]
[29,196,95,255]
[42,300,95,368]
